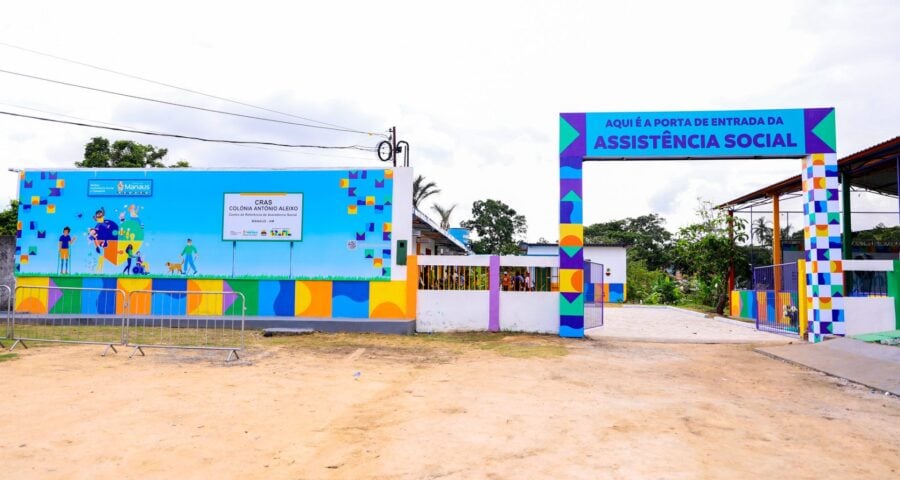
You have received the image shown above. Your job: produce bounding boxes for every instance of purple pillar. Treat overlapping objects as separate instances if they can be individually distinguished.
[489,255,500,332]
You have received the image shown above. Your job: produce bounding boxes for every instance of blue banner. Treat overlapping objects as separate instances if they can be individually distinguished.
[88,179,153,197]
[584,108,835,159]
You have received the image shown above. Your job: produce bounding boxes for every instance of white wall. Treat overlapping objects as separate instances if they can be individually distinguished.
[391,167,413,281]
[844,297,896,336]
[524,245,627,284]
[499,292,558,333]
[583,246,627,284]
[416,290,489,332]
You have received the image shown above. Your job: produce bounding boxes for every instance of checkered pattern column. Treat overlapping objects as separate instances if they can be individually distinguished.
[559,113,586,337]
[802,153,844,342]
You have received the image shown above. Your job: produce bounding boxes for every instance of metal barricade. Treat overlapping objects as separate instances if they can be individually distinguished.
[1,284,11,348]
[10,285,126,355]
[125,290,246,362]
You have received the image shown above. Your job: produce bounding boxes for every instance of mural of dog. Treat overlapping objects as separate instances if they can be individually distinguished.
[165,261,184,274]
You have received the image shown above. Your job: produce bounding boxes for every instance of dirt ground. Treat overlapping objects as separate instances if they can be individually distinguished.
[1,333,898,480]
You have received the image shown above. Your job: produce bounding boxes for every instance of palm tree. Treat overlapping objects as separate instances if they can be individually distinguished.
[413,174,440,209]
[752,217,773,246]
[431,203,457,230]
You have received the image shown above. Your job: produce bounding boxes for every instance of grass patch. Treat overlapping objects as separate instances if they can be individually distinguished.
[254,331,569,359]
[0,353,18,363]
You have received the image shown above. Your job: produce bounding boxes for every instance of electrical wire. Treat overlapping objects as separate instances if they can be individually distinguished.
[0,101,375,161]
[0,40,379,134]
[0,109,376,150]
[0,68,384,137]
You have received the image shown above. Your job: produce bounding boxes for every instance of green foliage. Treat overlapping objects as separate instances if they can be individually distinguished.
[431,203,457,230]
[462,199,527,255]
[626,260,681,305]
[0,200,19,236]
[75,137,187,168]
[412,174,440,209]
[585,213,673,270]
[852,223,900,244]
[672,200,747,314]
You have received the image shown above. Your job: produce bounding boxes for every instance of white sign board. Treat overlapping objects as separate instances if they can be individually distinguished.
[223,193,303,241]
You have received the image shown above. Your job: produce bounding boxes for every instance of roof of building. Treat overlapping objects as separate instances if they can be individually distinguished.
[718,136,900,210]
[413,209,470,254]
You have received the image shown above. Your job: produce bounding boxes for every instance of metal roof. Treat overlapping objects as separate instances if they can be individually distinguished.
[717,136,900,211]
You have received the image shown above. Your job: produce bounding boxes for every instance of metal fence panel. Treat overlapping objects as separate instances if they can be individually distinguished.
[125,290,245,361]
[10,285,126,354]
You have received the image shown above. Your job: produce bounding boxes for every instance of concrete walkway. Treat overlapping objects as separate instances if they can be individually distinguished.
[757,337,900,395]
[586,305,793,344]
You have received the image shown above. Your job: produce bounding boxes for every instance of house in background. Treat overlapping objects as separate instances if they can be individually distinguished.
[522,243,627,303]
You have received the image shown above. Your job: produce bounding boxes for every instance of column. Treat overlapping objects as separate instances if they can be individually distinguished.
[559,113,586,338]
[801,153,844,342]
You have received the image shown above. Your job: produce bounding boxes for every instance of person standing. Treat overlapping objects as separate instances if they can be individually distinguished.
[181,238,199,275]
[58,226,74,274]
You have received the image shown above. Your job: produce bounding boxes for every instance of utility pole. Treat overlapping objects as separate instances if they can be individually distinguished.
[390,126,397,167]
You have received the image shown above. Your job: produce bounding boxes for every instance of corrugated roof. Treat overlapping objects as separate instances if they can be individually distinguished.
[717,136,900,210]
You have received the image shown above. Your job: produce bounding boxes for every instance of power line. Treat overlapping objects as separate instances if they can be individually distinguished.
[0,109,376,150]
[0,40,378,134]
[0,101,374,161]
[0,68,383,137]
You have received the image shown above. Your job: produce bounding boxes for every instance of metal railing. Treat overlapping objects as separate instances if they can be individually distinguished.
[846,270,888,297]
[752,263,800,337]
[1,284,11,348]
[10,285,126,355]
[125,290,246,362]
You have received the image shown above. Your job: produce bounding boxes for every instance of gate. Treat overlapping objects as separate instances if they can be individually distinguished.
[584,261,605,329]
[753,262,800,336]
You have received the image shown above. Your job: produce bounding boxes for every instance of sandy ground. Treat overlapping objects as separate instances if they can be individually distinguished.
[587,305,792,344]
[1,331,898,480]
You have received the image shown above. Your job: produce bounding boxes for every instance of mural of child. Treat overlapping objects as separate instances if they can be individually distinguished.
[181,238,198,275]
[58,226,74,274]
[132,250,149,275]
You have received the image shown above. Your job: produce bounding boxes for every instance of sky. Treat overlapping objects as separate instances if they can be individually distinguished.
[1,0,898,243]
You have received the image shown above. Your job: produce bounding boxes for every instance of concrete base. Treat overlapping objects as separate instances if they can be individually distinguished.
[757,337,900,395]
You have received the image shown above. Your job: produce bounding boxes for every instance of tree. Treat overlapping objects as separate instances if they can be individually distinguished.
[75,137,188,168]
[751,217,773,246]
[584,213,673,271]
[462,199,527,255]
[412,174,440,209]
[430,203,457,230]
[0,200,19,236]
[672,200,748,314]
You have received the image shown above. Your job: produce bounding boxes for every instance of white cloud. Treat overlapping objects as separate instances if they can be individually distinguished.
[0,0,897,241]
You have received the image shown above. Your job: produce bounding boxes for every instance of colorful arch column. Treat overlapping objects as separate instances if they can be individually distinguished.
[559,113,587,337]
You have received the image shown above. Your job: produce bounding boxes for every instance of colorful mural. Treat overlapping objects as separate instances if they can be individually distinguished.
[15,168,396,280]
[15,267,417,320]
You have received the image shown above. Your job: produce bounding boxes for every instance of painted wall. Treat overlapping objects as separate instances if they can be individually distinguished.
[15,167,412,282]
[12,167,415,321]
[14,270,417,320]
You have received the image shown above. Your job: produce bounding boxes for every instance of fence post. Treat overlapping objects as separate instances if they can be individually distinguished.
[488,255,500,332]
[887,259,900,331]
[798,260,808,341]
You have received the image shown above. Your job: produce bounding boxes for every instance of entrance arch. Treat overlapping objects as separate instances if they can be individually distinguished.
[558,108,838,342]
